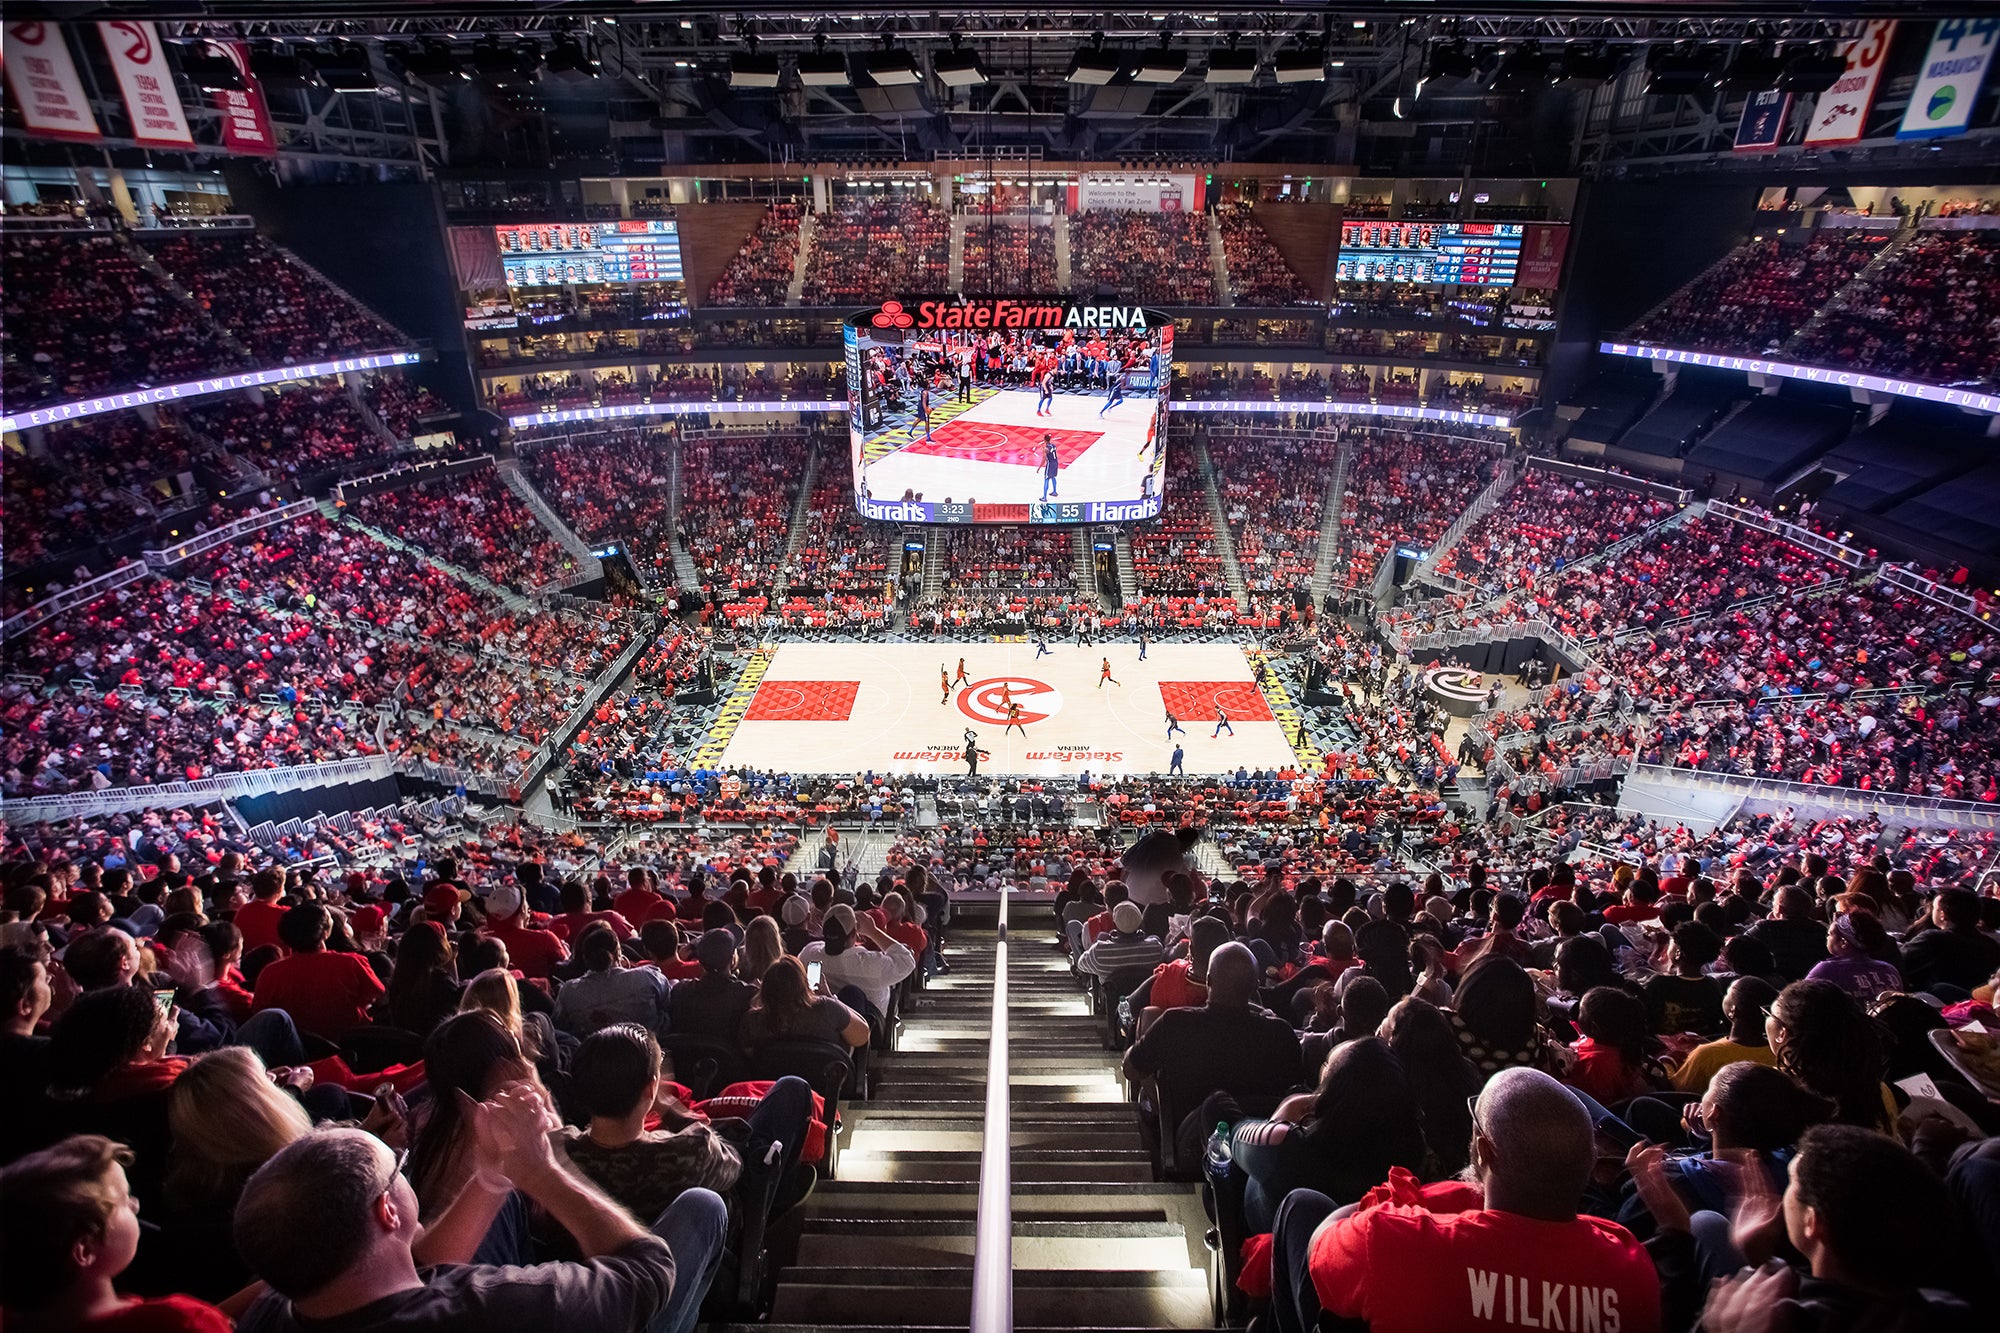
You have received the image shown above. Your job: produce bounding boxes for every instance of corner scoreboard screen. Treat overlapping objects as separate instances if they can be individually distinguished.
[1335,220,1525,285]
[494,219,684,288]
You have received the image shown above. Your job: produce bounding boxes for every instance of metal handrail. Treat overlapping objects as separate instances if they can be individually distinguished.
[970,887,1013,1333]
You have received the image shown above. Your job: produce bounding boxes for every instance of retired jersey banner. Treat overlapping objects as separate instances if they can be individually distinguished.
[1,22,102,142]
[1899,18,1998,139]
[98,20,194,146]
[1734,89,1791,151]
[211,40,278,154]
[1805,20,1897,145]
[1513,224,1570,289]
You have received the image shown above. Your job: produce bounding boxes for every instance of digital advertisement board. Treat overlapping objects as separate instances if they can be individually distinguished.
[1335,220,1525,285]
[845,298,1172,525]
[494,219,684,288]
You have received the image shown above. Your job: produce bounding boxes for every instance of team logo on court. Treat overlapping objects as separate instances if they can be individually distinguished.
[1425,666,1488,704]
[957,676,1062,726]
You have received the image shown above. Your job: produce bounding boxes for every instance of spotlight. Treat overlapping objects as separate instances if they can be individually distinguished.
[729,48,780,89]
[1779,44,1849,94]
[798,36,849,87]
[1423,41,1479,82]
[309,40,376,93]
[1135,42,1187,84]
[1274,42,1327,84]
[177,43,245,92]
[387,39,465,88]
[470,36,537,87]
[1486,44,1556,94]
[247,41,321,92]
[1646,44,1726,96]
[934,38,988,88]
[543,35,598,83]
[865,42,922,86]
[1557,42,1622,86]
[1068,37,1119,85]
[1206,41,1258,85]
[1717,43,1785,92]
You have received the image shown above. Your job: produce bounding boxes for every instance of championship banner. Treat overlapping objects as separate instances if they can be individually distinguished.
[1513,224,1570,288]
[1734,89,1790,151]
[98,20,194,147]
[1899,18,1998,139]
[211,40,278,154]
[1,22,102,142]
[1805,19,1896,145]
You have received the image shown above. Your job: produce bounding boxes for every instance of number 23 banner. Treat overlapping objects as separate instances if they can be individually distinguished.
[1805,20,1897,146]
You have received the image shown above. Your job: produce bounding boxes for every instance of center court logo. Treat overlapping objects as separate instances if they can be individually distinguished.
[957,676,1062,726]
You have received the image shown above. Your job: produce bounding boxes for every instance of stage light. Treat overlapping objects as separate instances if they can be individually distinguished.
[248,41,321,92]
[1274,42,1327,83]
[798,36,849,87]
[1486,44,1556,94]
[1069,34,1119,85]
[387,39,466,87]
[309,41,376,93]
[177,44,245,91]
[1646,44,1726,96]
[729,50,780,88]
[1206,41,1258,85]
[935,38,988,88]
[866,45,922,86]
[1135,43,1187,84]
[1423,41,1478,82]
[1779,43,1849,94]
[1557,42,1622,86]
[470,36,537,87]
[543,35,598,83]
[1718,44,1785,92]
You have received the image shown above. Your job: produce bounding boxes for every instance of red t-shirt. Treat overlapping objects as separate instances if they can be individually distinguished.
[550,909,637,942]
[82,1295,232,1333]
[252,950,385,1040]
[612,887,671,925]
[1603,903,1660,925]
[1309,1174,1660,1333]
[232,899,288,954]
[1148,958,1207,1010]
[483,918,569,980]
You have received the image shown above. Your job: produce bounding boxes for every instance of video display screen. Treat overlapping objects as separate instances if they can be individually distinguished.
[844,299,1171,525]
[494,219,684,288]
[1335,220,1524,285]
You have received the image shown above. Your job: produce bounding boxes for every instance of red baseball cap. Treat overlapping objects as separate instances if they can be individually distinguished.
[423,884,466,917]
[350,905,387,934]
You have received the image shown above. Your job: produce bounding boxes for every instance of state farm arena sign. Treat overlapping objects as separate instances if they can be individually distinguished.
[849,298,1170,333]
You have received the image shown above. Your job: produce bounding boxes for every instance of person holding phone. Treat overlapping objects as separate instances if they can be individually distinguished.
[796,904,915,1039]
[739,958,870,1051]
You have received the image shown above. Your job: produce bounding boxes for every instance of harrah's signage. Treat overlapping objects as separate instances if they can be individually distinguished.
[855,298,1162,333]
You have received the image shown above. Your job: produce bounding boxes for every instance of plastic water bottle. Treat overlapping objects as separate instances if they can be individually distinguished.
[1204,1122,1233,1186]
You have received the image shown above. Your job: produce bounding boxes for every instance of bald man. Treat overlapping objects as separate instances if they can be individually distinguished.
[1267,1067,1661,1333]
[1122,941,1300,1154]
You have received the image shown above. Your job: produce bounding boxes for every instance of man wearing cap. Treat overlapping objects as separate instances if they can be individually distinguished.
[777,895,815,956]
[478,881,569,982]
[798,904,915,1034]
[421,882,466,929]
[666,930,756,1043]
[1077,901,1165,979]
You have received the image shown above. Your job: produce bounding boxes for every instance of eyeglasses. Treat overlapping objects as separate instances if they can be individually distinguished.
[379,1145,410,1202]
[1466,1093,1484,1138]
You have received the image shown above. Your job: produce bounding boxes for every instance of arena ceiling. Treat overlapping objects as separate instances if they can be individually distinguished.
[8,3,1996,174]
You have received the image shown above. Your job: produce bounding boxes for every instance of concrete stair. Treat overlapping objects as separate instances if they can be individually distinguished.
[1054,214,1074,292]
[758,911,1210,1330]
[949,214,968,291]
[786,214,814,307]
[1206,213,1234,307]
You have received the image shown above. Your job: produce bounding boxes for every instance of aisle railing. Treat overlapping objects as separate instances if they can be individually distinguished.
[971,889,1013,1333]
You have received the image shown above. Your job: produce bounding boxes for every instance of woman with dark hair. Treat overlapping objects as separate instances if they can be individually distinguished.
[739,957,870,1050]
[406,1010,541,1248]
[1767,979,1894,1132]
[1806,909,1903,1006]
[48,985,186,1199]
[1227,1037,1428,1231]
[1446,954,1543,1076]
[554,922,666,1037]
[384,920,461,1037]
[1351,918,1412,998]
[1378,996,1482,1177]
[1565,986,1655,1105]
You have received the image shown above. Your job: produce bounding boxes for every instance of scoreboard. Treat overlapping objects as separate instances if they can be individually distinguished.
[1335,220,1524,285]
[495,219,684,288]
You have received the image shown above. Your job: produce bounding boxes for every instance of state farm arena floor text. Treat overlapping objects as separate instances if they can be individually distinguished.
[714,642,1298,777]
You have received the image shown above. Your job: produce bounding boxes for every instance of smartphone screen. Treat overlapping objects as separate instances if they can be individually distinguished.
[153,989,175,1016]
[806,961,823,989]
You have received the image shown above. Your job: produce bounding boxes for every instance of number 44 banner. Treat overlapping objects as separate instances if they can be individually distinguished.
[1899,19,1999,139]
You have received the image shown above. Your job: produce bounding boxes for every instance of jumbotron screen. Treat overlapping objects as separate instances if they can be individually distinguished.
[844,298,1171,525]
[1335,220,1524,285]
[494,219,684,288]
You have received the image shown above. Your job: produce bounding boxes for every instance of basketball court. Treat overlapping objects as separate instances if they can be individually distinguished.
[711,641,1300,777]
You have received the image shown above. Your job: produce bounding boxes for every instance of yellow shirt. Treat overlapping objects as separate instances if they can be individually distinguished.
[1669,1038,1780,1092]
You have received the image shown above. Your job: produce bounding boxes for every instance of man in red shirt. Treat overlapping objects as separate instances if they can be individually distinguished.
[612,866,670,925]
[231,871,289,955]
[250,904,385,1041]
[1269,1067,1661,1333]
[477,882,569,981]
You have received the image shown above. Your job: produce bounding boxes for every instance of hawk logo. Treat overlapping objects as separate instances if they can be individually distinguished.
[870,300,916,329]
[107,20,153,63]
[956,676,1062,726]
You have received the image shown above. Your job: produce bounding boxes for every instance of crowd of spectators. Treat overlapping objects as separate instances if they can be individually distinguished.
[1,417,212,574]
[1130,445,1233,606]
[1333,430,1496,592]
[1,231,237,409]
[1789,229,2000,387]
[961,222,1058,294]
[345,466,578,593]
[680,432,812,620]
[1213,433,1335,596]
[1070,210,1216,305]
[1437,468,1681,594]
[771,467,892,632]
[706,202,804,307]
[800,200,950,305]
[519,428,678,587]
[1215,201,1314,306]
[360,374,447,439]
[1626,231,1889,354]
[148,231,407,365]
[182,381,390,482]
